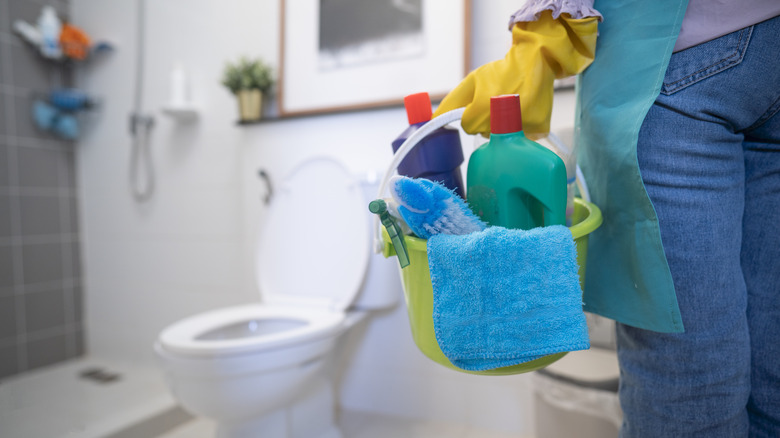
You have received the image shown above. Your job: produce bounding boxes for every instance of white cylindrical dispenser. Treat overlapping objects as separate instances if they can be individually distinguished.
[169,63,189,106]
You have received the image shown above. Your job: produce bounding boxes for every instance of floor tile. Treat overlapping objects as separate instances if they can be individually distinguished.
[158,410,534,438]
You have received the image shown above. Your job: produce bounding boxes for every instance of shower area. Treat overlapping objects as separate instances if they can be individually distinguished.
[0,0,195,435]
[1,1,620,437]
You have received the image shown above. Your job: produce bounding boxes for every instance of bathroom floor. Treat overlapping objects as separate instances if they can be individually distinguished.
[0,357,532,438]
[159,411,531,438]
[0,356,185,438]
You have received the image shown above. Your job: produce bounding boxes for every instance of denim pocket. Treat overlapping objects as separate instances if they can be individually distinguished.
[661,26,753,95]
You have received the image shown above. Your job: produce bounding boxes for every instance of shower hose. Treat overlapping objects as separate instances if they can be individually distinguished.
[129,0,155,202]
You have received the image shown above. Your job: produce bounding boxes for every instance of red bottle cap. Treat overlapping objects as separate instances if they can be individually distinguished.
[490,94,523,134]
[404,92,432,125]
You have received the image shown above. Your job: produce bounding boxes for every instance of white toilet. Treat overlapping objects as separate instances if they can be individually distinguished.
[154,157,399,438]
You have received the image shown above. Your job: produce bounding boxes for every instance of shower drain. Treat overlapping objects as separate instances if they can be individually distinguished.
[79,367,121,384]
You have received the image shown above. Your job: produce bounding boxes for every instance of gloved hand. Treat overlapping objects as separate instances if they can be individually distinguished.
[434,10,598,137]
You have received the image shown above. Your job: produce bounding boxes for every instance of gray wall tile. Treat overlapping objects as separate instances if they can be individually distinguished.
[16,146,61,188]
[8,0,47,33]
[59,147,76,188]
[62,241,78,278]
[72,326,84,356]
[0,193,12,238]
[69,240,81,278]
[0,144,10,186]
[26,332,69,370]
[25,289,65,333]
[22,242,62,284]
[8,0,70,26]
[16,94,58,141]
[69,284,81,322]
[0,343,19,379]
[67,195,79,233]
[2,2,70,48]
[0,244,16,291]
[19,194,61,235]
[57,0,71,17]
[0,93,7,135]
[0,295,18,340]
[0,41,9,85]
[0,0,11,35]
[10,42,50,92]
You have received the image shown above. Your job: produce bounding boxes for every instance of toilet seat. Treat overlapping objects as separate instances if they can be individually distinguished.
[158,304,345,358]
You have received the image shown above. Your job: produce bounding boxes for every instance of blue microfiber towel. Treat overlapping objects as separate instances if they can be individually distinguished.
[428,225,590,371]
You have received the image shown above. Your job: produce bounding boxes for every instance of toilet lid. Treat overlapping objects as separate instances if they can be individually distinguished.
[257,157,369,311]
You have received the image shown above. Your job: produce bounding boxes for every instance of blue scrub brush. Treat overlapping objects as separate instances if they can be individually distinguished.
[390,176,486,239]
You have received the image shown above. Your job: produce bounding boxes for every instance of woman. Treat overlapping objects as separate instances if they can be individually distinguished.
[434,1,780,435]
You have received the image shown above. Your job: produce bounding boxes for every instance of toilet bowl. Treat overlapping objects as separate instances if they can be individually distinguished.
[154,157,399,438]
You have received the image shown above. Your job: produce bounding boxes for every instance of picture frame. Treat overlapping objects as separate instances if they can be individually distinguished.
[279,0,471,117]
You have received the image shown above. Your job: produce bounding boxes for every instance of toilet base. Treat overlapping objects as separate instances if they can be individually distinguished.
[215,376,342,438]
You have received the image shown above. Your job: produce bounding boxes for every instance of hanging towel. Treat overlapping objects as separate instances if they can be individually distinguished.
[428,225,590,371]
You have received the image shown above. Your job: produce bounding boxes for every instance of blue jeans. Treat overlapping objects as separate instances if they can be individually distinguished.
[618,15,780,438]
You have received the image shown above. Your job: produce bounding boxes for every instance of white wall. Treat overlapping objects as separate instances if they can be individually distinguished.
[71,0,278,364]
[72,0,576,435]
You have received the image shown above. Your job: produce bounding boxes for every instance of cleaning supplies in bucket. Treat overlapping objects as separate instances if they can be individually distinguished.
[368,176,485,269]
[379,198,601,375]
[385,176,590,371]
[467,95,567,229]
[374,105,603,375]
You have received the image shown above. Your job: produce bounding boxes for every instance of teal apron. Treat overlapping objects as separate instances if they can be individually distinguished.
[577,0,689,332]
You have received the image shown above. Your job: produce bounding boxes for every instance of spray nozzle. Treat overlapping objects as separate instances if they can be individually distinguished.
[369,199,410,269]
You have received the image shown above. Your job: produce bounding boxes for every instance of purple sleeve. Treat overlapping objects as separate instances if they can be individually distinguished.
[508,0,602,29]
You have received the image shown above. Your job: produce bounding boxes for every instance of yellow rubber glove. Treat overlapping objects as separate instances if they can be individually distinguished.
[434,10,598,137]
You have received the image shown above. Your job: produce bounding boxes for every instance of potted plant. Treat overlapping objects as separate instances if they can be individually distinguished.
[221,57,274,122]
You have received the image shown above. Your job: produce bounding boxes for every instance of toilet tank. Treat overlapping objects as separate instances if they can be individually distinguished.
[352,171,402,310]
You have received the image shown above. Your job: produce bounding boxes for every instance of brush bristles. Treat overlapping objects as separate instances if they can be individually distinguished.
[391,177,486,239]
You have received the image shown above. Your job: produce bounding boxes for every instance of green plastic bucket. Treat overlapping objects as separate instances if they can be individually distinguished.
[382,197,603,376]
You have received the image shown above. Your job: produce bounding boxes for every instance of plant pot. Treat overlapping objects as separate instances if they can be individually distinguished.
[237,89,262,122]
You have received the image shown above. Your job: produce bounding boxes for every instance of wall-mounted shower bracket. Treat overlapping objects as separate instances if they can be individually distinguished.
[161,105,199,121]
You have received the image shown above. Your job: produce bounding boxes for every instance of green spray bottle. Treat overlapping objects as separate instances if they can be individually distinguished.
[467,95,567,229]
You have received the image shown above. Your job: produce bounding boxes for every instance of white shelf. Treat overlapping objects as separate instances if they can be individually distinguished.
[161,104,199,120]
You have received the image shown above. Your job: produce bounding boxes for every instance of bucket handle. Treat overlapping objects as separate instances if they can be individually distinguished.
[540,131,591,205]
[373,107,591,253]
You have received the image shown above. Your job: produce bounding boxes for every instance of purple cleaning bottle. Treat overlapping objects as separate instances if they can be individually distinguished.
[391,92,465,198]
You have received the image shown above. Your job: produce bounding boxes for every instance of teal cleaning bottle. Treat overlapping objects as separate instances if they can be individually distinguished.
[391,92,465,198]
[467,95,567,229]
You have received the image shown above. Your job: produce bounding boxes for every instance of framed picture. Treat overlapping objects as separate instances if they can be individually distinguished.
[279,0,471,117]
